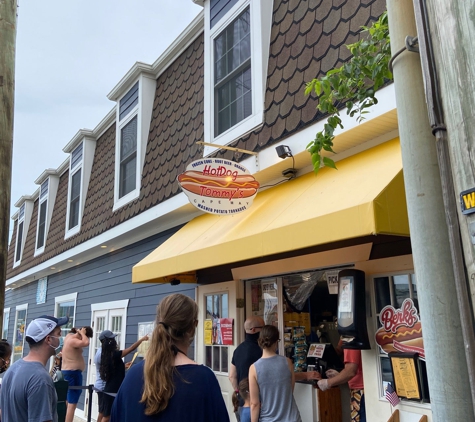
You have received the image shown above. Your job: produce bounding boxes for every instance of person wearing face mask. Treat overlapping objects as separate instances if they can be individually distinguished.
[0,315,69,422]
[229,316,264,421]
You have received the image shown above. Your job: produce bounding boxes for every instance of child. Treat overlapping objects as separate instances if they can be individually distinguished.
[232,378,251,422]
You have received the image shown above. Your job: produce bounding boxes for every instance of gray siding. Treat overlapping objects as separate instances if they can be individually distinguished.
[3,225,197,412]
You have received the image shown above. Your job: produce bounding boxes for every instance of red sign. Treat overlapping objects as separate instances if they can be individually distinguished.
[177,158,259,215]
[213,318,234,345]
[375,299,425,359]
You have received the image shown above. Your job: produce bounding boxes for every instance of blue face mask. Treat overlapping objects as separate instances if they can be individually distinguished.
[49,336,63,354]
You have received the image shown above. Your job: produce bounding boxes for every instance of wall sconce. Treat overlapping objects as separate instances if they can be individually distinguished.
[275,145,293,159]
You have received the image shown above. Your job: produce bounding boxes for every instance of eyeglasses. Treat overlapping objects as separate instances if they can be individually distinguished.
[0,357,10,366]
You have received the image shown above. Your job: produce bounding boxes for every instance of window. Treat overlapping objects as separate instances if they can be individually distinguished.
[55,293,77,337]
[36,179,49,250]
[2,308,10,340]
[373,273,430,403]
[12,304,28,363]
[119,115,138,198]
[66,144,83,235]
[214,7,251,136]
[14,204,25,264]
[204,293,229,373]
[203,0,272,155]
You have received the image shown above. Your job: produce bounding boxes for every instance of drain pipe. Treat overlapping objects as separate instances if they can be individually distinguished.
[413,0,475,415]
[386,0,474,420]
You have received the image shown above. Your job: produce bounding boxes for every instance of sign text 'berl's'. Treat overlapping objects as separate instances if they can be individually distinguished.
[177,158,259,215]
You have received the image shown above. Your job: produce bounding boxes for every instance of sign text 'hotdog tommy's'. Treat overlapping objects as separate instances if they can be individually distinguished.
[177,158,260,215]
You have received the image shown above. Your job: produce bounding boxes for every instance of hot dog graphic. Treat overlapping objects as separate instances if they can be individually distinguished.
[178,170,259,200]
[375,321,424,356]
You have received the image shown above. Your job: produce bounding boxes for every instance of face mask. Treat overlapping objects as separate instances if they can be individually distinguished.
[49,336,63,354]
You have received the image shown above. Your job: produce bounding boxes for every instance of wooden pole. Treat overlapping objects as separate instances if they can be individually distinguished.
[0,0,17,333]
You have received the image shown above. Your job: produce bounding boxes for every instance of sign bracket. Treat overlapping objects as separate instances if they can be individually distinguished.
[196,141,259,172]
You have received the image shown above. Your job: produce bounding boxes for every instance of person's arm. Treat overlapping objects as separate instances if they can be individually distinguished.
[317,362,358,391]
[67,328,90,348]
[121,335,149,358]
[228,363,238,391]
[287,358,296,392]
[294,371,321,382]
[249,364,260,422]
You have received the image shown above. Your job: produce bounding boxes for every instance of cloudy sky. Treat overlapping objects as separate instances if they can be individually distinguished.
[10,0,202,237]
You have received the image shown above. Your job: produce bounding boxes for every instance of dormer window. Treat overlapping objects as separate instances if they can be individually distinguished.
[66,143,83,237]
[36,180,49,250]
[112,76,155,211]
[203,0,273,156]
[14,204,25,264]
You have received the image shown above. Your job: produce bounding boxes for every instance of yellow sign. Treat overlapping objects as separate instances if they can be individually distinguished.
[461,188,475,215]
[390,356,421,400]
[204,319,213,345]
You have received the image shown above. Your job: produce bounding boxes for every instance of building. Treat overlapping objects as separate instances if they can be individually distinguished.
[4,0,433,421]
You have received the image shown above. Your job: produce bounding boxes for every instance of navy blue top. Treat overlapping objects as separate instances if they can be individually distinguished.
[110,361,229,422]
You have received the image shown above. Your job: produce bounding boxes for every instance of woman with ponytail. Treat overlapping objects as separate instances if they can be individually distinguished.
[110,293,229,422]
[249,325,301,422]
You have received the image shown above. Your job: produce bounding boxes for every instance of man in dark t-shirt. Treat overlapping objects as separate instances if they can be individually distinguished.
[229,316,265,420]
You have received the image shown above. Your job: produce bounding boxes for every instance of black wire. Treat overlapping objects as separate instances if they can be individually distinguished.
[259,153,296,190]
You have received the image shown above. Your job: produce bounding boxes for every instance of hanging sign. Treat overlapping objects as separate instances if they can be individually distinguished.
[178,158,259,215]
[210,318,234,345]
[461,187,475,215]
[375,298,425,359]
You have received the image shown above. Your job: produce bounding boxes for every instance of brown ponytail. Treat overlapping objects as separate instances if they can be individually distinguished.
[232,378,250,412]
[140,294,198,415]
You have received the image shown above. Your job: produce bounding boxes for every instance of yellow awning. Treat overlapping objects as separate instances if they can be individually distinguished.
[132,138,409,284]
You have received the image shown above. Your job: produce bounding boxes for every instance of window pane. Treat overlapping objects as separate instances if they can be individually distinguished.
[205,346,212,368]
[120,154,137,198]
[374,277,391,314]
[380,356,393,383]
[15,221,24,262]
[37,201,47,249]
[57,301,75,337]
[120,116,138,160]
[69,169,81,229]
[213,346,220,371]
[206,296,213,319]
[221,346,229,373]
[393,275,410,308]
[13,309,27,362]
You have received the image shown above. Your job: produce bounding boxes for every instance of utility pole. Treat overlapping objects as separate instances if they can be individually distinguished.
[0,0,17,333]
[386,0,474,420]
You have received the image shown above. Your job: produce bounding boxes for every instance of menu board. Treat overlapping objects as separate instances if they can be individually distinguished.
[389,353,421,400]
[137,321,154,357]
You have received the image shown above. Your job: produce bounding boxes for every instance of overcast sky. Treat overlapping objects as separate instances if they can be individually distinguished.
[10,0,202,237]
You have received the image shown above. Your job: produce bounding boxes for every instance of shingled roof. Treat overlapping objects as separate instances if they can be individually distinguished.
[7,0,386,279]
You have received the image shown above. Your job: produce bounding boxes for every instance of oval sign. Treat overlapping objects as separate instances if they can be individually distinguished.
[177,158,259,215]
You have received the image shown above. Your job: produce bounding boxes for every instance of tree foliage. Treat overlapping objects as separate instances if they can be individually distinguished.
[304,12,392,174]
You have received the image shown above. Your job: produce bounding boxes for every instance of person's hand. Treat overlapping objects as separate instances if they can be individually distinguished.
[317,379,330,391]
[326,369,339,379]
[125,362,132,369]
[140,335,149,342]
[306,371,322,381]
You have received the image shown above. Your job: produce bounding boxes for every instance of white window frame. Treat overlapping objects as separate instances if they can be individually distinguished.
[203,0,272,156]
[2,307,10,340]
[12,303,28,363]
[65,144,84,238]
[13,204,26,267]
[55,292,78,335]
[35,179,49,255]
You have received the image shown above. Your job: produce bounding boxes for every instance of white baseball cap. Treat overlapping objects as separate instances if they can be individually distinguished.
[25,315,69,342]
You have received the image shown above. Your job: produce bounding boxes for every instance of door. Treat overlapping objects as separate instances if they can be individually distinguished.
[86,301,128,421]
[197,281,238,420]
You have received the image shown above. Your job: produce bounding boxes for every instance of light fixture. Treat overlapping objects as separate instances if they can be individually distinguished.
[67,259,73,263]
[50,267,55,270]
[100,245,107,249]
[276,145,293,159]
[170,278,181,286]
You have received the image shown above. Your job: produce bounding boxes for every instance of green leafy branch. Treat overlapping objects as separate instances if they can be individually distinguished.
[304,11,392,174]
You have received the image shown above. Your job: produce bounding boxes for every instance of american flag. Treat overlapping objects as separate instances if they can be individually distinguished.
[385,383,401,406]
